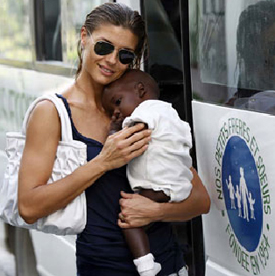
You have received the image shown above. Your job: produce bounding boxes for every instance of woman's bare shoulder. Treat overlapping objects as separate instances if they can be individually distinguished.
[26,99,61,142]
[31,99,59,122]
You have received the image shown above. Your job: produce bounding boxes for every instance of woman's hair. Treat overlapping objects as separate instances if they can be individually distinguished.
[76,2,147,78]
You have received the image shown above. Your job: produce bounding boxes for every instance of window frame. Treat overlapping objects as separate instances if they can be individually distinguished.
[0,0,114,77]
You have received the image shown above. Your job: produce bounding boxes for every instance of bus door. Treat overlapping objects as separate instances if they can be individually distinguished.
[141,1,205,275]
[190,0,275,275]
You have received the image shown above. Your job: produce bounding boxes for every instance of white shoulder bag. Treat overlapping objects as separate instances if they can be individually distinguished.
[0,93,87,235]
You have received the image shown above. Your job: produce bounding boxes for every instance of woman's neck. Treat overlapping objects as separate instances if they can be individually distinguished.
[74,73,104,109]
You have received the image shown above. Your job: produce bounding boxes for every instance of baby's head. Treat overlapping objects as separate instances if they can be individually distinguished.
[102,69,159,119]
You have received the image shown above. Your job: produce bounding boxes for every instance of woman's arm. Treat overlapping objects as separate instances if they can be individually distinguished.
[118,167,210,228]
[18,100,151,224]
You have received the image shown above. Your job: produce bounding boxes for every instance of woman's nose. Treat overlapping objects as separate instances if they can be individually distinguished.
[105,50,118,65]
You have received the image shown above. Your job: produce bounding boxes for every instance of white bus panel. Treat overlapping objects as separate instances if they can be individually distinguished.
[193,100,274,276]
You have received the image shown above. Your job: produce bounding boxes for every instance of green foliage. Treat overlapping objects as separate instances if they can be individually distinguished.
[0,0,32,61]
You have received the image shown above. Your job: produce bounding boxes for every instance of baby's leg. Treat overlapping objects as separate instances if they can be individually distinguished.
[123,227,150,258]
[123,189,170,257]
[123,228,160,276]
[122,189,170,275]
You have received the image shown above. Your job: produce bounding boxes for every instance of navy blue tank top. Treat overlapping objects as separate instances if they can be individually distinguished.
[57,94,185,276]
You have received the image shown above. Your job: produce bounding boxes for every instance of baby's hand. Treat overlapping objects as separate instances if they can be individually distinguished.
[109,113,124,135]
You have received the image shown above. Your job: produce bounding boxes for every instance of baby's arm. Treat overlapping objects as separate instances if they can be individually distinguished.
[140,189,170,203]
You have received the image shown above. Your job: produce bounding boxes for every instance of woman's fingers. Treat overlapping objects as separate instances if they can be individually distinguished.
[119,123,148,139]
[99,123,151,170]
[118,213,126,222]
[118,192,157,228]
[126,143,148,161]
[128,131,151,148]
[116,127,151,149]
[117,128,151,160]
[120,191,133,199]
[118,218,132,228]
[108,124,151,151]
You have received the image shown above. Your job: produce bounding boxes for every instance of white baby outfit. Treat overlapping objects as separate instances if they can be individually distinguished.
[122,100,193,202]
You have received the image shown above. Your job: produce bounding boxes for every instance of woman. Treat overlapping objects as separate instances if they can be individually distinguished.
[18,3,210,276]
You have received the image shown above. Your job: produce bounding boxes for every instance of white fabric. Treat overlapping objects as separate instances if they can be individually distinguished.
[0,93,87,235]
[168,266,189,276]
[133,253,161,276]
[123,100,193,202]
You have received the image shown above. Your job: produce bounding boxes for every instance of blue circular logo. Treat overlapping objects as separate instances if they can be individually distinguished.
[222,136,263,252]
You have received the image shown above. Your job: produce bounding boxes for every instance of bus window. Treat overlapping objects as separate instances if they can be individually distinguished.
[189,0,275,115]
[35,0,110,64]
[0,0,33,62]
[0,0,111,72]
[61,0,109,66]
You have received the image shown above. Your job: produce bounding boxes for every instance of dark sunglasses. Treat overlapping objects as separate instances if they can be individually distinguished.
[92,39,136,65]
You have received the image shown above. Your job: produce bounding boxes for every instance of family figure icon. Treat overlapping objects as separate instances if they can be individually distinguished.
[226,167,256,222]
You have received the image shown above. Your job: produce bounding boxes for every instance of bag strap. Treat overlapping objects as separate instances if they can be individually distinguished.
[22,93,73,141]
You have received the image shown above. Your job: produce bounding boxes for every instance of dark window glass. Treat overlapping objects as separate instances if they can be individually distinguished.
[44,0,62,61]
[189,0,275,115]
[142,0,185,118]
[35,0,62,61]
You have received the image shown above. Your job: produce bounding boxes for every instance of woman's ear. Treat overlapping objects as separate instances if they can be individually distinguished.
[81,26,88,48]
[135,82,146,98]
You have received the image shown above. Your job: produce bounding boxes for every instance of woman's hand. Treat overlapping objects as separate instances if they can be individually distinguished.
[118,191,159,228]
[118,167,210,228]
[99,123,151,171]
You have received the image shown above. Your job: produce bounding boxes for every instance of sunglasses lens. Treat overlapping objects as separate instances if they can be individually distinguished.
[93,40,135,64]
[94,41,114,55]
[119,50,135,64]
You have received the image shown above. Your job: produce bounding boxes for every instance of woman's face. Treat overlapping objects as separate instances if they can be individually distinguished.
[81,24,139,86]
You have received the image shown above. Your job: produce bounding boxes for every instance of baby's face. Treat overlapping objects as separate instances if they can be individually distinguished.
[102,82,141,120]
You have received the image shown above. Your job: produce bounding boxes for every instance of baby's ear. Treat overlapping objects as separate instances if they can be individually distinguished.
[135,82,146,98]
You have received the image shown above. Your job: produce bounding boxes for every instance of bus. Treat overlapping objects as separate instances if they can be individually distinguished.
[1,0,274,275]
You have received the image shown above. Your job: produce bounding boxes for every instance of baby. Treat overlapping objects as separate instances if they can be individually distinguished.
[102,69,193,276]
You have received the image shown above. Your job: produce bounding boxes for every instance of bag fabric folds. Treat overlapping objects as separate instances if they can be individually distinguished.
[0,93,87,235]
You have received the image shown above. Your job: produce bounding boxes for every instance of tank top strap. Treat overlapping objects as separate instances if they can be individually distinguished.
[55,93,103,146]
[56,93,72,118]
[56,93,82,142]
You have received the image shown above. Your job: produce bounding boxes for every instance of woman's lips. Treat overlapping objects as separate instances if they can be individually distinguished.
[99,64,114,76]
